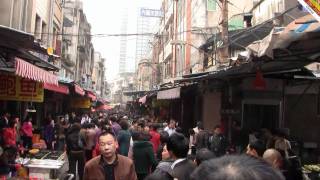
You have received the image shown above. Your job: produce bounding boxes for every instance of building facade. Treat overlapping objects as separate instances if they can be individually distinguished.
[61,0,82,79]
[119,8,129,74]
[92,52,106,97]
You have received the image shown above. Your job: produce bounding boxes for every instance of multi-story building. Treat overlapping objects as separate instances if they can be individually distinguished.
[252,0,307,26]
[119,8,128,74]
[0,0,63,56]
[76,11,94,86]
[0,0,34,33]
[135,8,162,70]
[110,72,136,104]
[92,52,106,97]
[156,0,255,83]
[61,0,82,79]
[137,58,153,91]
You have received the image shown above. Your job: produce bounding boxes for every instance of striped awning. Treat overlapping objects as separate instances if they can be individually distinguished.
[74,84,85,96]
[86,90,97,101]
[44,83,69,94]
[15,57,58,85]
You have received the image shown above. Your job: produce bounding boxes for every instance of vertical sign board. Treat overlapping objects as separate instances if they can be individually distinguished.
[298,0,320,22]
[0,73,44,102]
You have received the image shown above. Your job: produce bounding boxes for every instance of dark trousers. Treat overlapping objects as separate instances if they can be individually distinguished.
[22,136,32,149]
[137,173,148,180]
[85,149,93,161]
[55,138,65,151]
[68,150,85,180]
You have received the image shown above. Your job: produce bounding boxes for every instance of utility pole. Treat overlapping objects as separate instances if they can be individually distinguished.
[219,0,229,64]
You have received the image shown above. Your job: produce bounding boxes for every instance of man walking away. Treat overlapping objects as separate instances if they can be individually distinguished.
[167,133,196,180]
[209,125,228,157]
[195,122,210,151]
[66,123,85,180]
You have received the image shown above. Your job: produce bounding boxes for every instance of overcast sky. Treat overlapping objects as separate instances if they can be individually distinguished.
[82,0,161,81]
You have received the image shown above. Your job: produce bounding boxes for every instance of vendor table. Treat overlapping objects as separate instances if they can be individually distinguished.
[16,151,68,179]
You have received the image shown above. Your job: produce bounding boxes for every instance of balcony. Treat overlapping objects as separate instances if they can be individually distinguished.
[164,3,173,27]
[62,53,75,67]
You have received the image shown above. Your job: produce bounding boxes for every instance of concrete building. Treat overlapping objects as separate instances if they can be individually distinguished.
[137,58,153,91]
[119,8,129,74]
[0,0,35,33]
[110,72,136,104]
[0,0,63,54]
[61,0,82,79]
[252,0,307,26]
[92,52,106,97]
[155,0,255,84]
[77,12,94,88]
[135,8,161,70]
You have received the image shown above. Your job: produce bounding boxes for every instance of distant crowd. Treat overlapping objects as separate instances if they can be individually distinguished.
[0,111,308,180]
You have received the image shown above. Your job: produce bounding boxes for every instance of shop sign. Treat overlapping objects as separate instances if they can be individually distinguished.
[70,97,91,108]
[298,0,320,22]
[0,73,44,102]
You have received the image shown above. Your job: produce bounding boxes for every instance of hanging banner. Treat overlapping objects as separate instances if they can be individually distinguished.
[70,97,91,108]
[298,0,320,22]
[0,73,44,102]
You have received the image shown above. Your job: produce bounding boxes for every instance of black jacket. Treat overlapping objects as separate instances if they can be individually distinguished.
[171,159,196,180]
[66,126,84,152]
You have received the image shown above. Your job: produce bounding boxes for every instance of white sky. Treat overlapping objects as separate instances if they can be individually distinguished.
[82,0,161,82]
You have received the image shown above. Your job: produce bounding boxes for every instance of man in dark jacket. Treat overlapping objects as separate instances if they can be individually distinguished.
[84,130,137,180]
[133,132,158,180]
[66,123,85,180]
[167,133,196,180]
[209,125,228,157]
[195,122,210,151]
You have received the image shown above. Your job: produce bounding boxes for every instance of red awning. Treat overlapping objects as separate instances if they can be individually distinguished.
[15,57,58,85]
[44,83,69,94]
[86,91,97,101]
[96,104,112,111]
[74,84,85,96]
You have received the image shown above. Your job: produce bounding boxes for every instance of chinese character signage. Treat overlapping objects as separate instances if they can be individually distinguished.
[70,97,91,108]
[0,73,44,102]
[298,0,320,22]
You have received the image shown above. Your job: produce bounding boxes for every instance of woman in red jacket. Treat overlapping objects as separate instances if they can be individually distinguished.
[3,119,17,147]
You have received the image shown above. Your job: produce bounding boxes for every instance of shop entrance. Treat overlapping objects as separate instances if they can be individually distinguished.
[242,100,281,131]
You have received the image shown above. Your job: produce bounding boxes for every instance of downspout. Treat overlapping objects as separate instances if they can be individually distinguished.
[23,0,29,31]
[19,0,24,30]
[9,0,15,27]
[173,0,178,77]
[48,0,55,48]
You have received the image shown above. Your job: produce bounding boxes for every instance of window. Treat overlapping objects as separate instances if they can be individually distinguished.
[207,0,216,11]
[34,15,41,39]
[41,22,47,45]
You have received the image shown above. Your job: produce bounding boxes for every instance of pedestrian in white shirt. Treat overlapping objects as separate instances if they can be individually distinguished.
[164,119,176,136]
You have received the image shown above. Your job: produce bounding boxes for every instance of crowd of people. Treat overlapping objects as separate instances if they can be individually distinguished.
[0,111,309,180]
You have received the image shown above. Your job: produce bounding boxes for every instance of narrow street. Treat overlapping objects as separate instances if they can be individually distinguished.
[0,0,320,179]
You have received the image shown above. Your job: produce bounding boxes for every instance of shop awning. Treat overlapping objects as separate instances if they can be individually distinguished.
[95,104,112,111]
[86,90,97,101]
[15,57,58,85]
[157,87,181,100]
[74,84,85,96]
[44,83,69,94]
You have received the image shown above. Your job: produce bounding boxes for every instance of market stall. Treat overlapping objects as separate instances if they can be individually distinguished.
[16,150,68,179]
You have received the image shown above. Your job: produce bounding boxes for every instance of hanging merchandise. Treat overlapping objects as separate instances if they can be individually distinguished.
[253,69,266,90]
